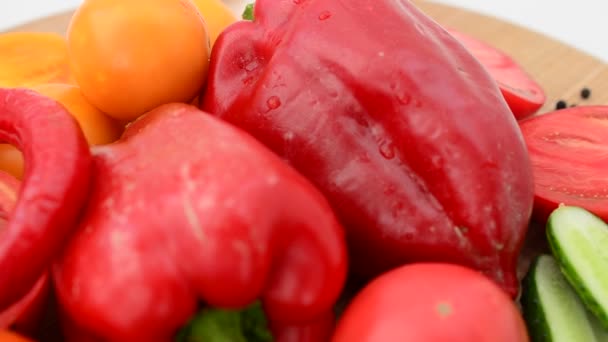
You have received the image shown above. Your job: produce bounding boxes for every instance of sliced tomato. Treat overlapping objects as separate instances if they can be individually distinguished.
[519,106,608,223]
[448,29,546,119]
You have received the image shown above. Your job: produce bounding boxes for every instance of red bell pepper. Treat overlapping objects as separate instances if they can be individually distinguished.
[52,103,347,341]
[0,274,49,337]
[202,0,534,296]
[0,88,92,310]
[0,171,49,337]
[332,263,530,341]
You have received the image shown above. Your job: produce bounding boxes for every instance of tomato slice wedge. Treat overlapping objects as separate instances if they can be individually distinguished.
[519,106,608,223]
[448,29,546,119]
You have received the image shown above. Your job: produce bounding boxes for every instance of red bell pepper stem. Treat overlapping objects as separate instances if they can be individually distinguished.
[0,88,92,310]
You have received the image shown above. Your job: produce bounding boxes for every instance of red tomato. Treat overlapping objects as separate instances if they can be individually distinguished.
[448,29,545,119]
[332,263,529,342]
[519,105,608,223]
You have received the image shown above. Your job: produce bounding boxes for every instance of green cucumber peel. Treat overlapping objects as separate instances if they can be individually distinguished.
[520,254,605,341]
[546,205,608,329]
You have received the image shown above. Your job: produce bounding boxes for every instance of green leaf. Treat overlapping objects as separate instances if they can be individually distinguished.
[242,2,255,21]
[176,301,273,342]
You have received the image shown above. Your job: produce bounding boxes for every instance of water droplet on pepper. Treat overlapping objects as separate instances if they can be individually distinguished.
[379,141,395,159]
[267,96,281,110]
[318,11,332,20]
[397,93,411,105]
[244,59,260,72]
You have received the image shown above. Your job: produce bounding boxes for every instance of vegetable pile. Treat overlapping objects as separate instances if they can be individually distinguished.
[0,0,605,341]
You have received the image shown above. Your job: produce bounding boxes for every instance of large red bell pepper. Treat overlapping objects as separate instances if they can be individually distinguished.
[52,103,347,341]
[202,0,534,296]
[0,88,92,310]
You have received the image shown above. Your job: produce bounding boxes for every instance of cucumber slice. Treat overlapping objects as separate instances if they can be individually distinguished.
[521,254,604,341]
[546,205,608,328]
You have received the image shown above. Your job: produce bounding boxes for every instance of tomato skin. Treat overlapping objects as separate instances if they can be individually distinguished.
[67,0,211,121]
[448,29,545,119]
[189,0,237,46]
[30,84,123,146]
[332,263,529,342]
[519,106,608,223]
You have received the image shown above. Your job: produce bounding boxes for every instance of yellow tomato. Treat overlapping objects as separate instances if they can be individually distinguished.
[0,32,72,87]
[67,0,211,121]
[189,0,237,46]
[0,147,23,181]
[31,83,124,145]
[0,84,123,179]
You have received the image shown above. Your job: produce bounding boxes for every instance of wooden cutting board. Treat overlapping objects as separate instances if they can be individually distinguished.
[6,0,608,114]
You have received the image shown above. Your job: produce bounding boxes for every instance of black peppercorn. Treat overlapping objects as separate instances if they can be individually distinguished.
[580,87,591,99]
[555,100,567,110]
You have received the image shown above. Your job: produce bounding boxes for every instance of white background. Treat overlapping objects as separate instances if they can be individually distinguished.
[0,0,607,62]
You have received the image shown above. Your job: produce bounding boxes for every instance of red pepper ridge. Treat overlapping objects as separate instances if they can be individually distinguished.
[0,88,92,311]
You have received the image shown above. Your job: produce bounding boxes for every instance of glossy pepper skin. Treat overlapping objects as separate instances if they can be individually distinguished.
[0,88,92,310]
[53,103,347,341]
[202,0,534,296]
[271,312,335,342]
[0,274,49,336]
[0,171,50,336]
